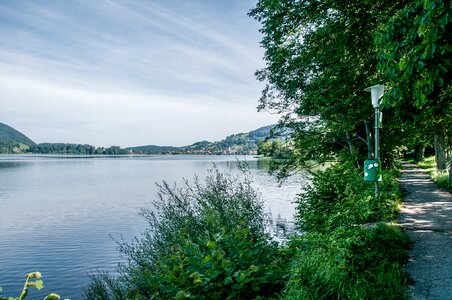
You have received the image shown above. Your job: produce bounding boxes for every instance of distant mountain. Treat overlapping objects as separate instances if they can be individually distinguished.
[0,122,35,153]
[128,125,276,155]
[221,125,274,147]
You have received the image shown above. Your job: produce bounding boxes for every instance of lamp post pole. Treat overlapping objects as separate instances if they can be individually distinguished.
[365,84,387,196]
[374,103,380,195]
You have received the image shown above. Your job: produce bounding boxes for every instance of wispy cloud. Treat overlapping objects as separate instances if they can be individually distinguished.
[0,0,274,146]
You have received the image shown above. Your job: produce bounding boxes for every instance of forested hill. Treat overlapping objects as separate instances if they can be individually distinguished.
[0,122,276,155]
[0,122,35,153]
[0,122,129,155]
[128,125,275,155]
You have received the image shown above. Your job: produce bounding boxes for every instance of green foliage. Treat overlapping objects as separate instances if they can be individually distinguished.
[283,224,411,300]
[417,156,452,191]
[137,225,286,300]
[417,155,436,171]
[249,0,405,171]
[283,162,409,299]
[28,143,129,155]
[257,140,292,159]
[295,163,401,233]
[375,0,451,110]
[248,1,420,299]
[85,169,286,299]
[0,272,61,300]
[431,172,452,191]
[375,0,452,171]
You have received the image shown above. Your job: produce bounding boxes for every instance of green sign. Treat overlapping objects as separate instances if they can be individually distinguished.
[364,159,382,182]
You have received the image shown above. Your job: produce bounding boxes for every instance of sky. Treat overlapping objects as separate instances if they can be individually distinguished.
[0,0,278,147]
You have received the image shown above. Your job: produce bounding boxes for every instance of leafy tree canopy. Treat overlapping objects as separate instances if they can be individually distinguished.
[375,0,452,171]
[249,0,406,171]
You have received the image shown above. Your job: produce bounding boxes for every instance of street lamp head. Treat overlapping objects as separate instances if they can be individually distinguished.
[364,84,388,108]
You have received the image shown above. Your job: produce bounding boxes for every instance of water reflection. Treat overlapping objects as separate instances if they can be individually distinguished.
[0,161,28,170]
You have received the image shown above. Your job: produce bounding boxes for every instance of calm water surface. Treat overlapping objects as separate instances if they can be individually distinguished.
[0,155,304,299]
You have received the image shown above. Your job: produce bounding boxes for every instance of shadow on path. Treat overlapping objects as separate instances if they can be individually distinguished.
[398,162,452,300]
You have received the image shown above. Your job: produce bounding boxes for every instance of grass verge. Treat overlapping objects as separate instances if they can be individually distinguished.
[415,156,452,191]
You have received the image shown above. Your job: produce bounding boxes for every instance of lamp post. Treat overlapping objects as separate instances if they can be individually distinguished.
[364,84,387,196]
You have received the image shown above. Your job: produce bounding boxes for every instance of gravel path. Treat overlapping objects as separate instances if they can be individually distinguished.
[398,162,452,300]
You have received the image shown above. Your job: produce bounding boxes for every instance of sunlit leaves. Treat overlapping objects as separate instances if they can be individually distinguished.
[43,294,60,300]
[0,273,62,300]
[26,272,42,280]
[375,0,451,110]
[375,0,452,171]
[27,280,43,291]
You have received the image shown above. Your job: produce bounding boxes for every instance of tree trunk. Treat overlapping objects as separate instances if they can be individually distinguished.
[414,144,425,162]
[345,131,359,168]
[449,158,452,182]
[433,125,447,172]
[345,131,354,155]
[364,120,373,159]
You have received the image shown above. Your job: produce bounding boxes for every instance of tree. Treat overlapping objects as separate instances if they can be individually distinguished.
[249,0,407,171]
[375,0,452,173]
[257,140,273,156]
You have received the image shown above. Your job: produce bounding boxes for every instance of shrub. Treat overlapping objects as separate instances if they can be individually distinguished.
[295,163,401,233]
[285,163,410,299]
[84,168,287,300]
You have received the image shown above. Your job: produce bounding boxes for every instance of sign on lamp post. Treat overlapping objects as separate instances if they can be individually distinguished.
[364,84,388,196]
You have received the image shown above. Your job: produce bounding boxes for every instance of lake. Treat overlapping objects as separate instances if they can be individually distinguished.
[0,155,304,299]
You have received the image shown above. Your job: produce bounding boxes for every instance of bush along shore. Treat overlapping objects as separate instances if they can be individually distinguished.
[84,162,410,300]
